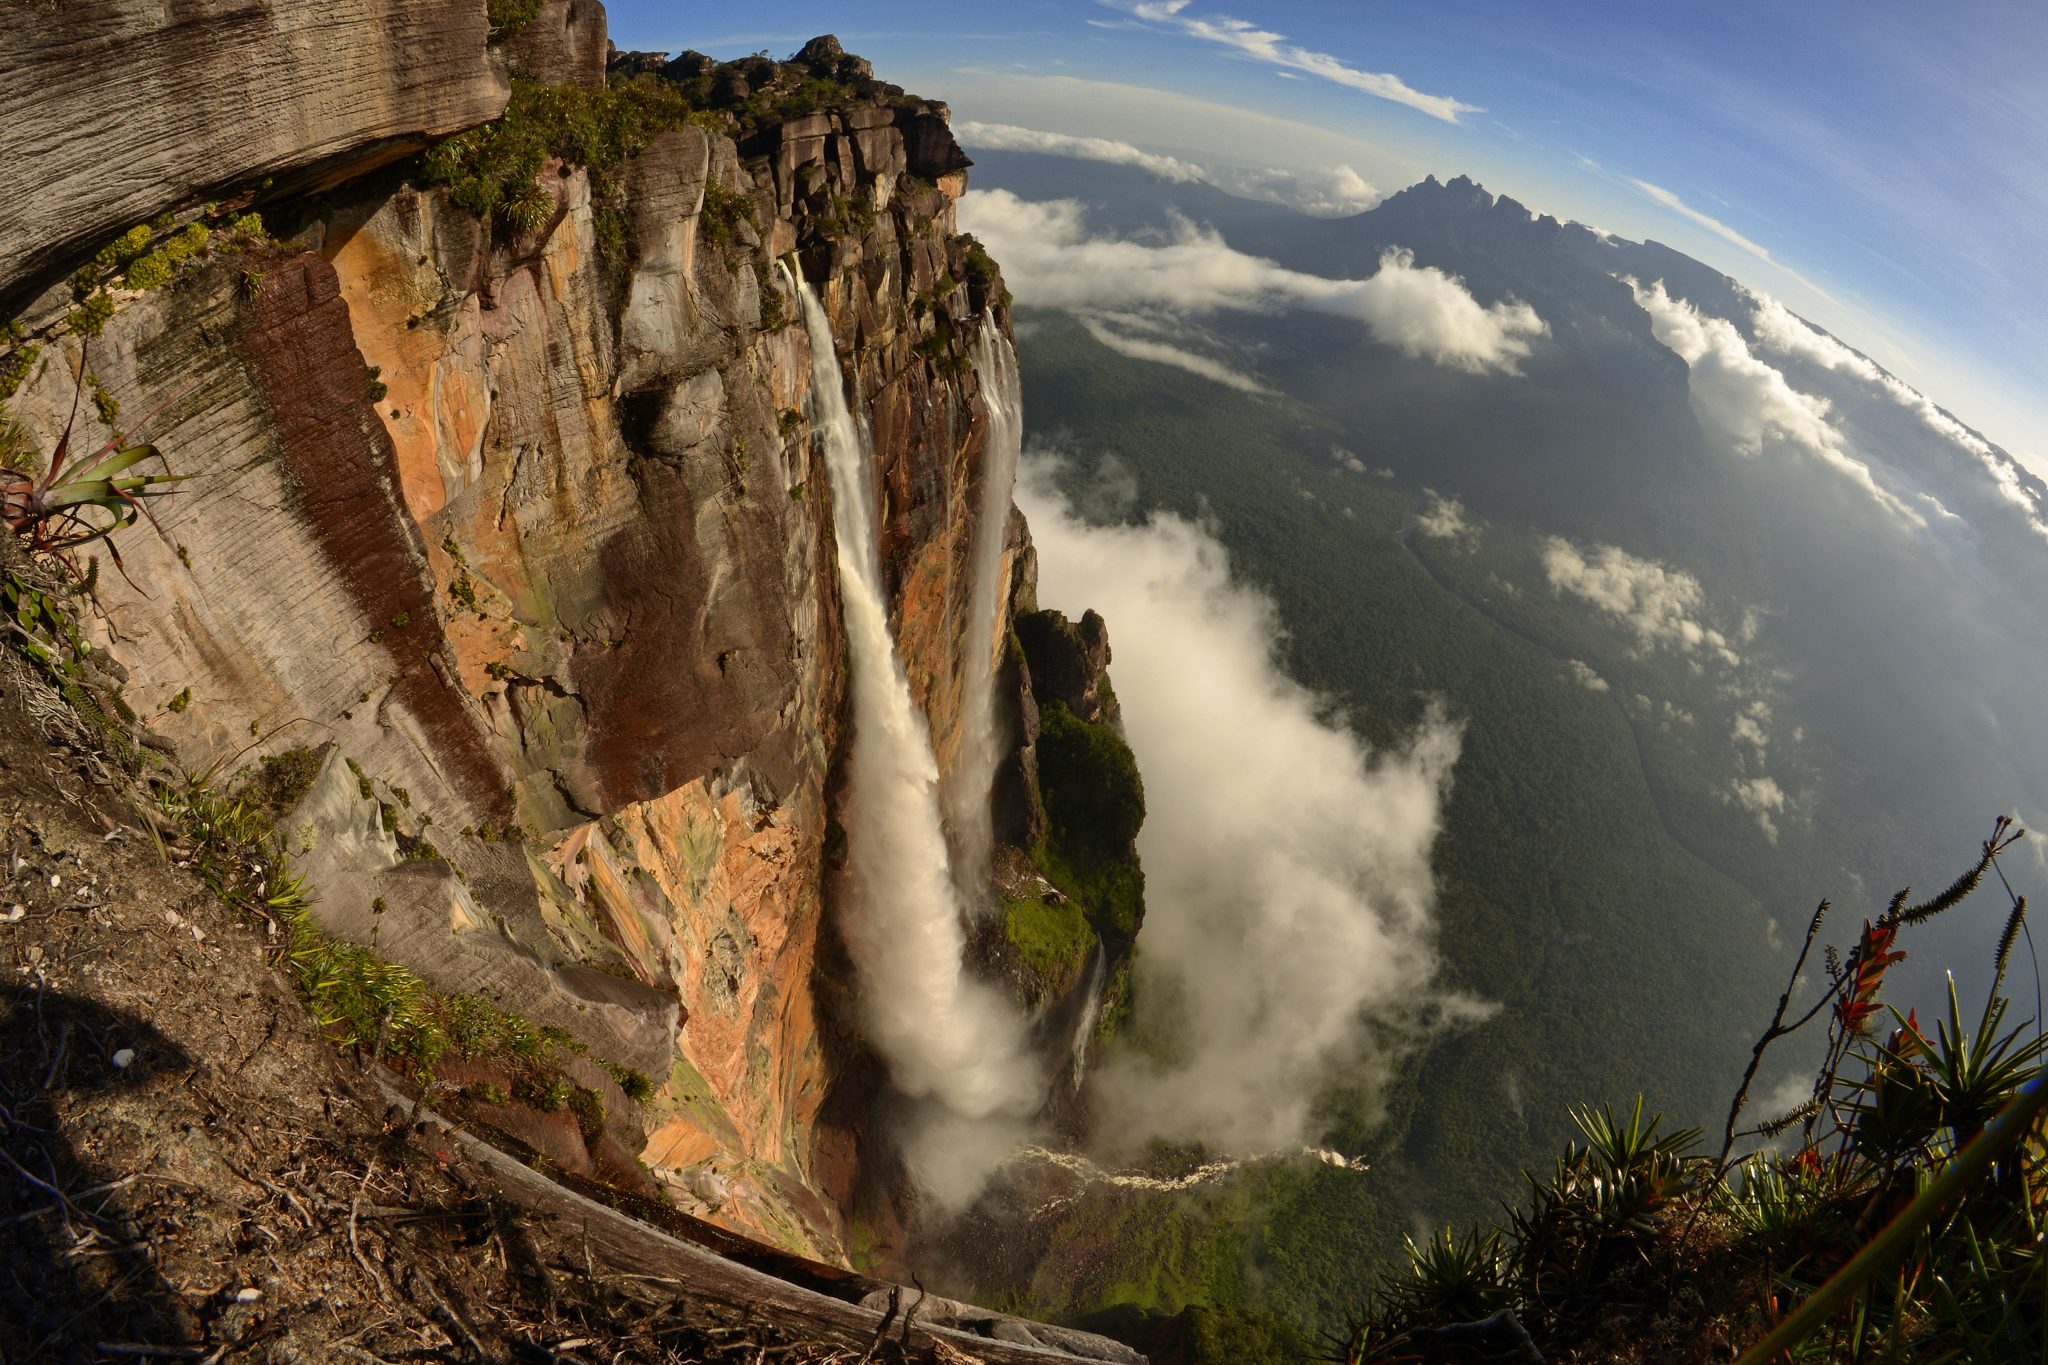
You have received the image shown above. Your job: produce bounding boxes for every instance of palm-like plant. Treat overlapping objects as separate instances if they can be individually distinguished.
[1567,1096,1702,1234]
[1917,974,2048,1149]
[1390,1225,1506,1324]
[1842,1012,1945,1162]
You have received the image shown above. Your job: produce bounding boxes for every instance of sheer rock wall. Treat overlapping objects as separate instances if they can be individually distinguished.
[1,14,1018,1260]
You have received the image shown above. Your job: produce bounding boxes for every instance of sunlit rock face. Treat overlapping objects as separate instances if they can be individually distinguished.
[1,13,1024,1260]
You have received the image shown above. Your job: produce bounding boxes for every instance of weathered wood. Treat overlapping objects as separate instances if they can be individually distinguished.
[383,1082,1143,1364]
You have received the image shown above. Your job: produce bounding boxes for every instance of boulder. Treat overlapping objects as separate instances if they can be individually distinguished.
[608,45,670,78]
[663,50,718,81]
[897,106,974,181]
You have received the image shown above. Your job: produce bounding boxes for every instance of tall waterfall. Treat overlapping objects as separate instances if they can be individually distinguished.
[944,320,1024,896]
[790,270,1034,1122]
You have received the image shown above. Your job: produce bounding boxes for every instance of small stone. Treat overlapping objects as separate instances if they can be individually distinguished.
[234,1287,262,1303]
[1,905,23,923]
[111,1048,136,1069]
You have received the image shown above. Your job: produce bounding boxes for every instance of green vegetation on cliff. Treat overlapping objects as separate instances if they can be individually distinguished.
[1033,700,1146,942]
[419,74,715,244]
[1003,892,1095,982]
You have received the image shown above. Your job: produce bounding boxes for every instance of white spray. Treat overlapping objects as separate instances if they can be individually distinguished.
[1004,1143,1370,1215]
[790,270,1036,1123]
[943,320,1024,896]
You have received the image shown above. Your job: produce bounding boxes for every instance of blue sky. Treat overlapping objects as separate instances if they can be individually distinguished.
[605,0,2047,470]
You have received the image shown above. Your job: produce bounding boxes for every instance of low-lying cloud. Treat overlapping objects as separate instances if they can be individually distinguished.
[1019,454,1485,1155]
[1079,315,1270,393]
[955,121,1380,216]
[1208,161,1380,216]
[1414,490,1476,542]
[1541,536,1742,668]
[1630,280,1922,527]
[962,190,1546,374]
[1727,774,1787,843]
[1564,659,1609,693]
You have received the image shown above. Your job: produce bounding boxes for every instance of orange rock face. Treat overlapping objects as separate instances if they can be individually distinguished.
[8,76,1018,1263]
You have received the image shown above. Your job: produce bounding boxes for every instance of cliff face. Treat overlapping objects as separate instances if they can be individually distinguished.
[0,13,1031,1259]
[0,0,510,315]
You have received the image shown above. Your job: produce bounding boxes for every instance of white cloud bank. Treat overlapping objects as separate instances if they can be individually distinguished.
[1208,161,1381,217]
[962,190,1546,374]
[955,121,1380,217]
[1541,536,1742,668]
[1748,292,2048,544]
[1630,280,1923,528]
[1108,0,1481,123]
[1019,455,1485,1155]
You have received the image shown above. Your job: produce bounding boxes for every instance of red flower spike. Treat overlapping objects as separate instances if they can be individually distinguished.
[1836,919,1906,1035]
[1885,1008,1926,1059]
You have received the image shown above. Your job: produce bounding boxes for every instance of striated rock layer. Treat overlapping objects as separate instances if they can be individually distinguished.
[0,0,510,313]
[0,18,1037,1259]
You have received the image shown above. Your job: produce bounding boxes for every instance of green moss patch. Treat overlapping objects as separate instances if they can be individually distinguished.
[1003,893,1095,983]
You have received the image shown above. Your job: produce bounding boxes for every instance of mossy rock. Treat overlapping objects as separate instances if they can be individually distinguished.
[1003,893,1095,985]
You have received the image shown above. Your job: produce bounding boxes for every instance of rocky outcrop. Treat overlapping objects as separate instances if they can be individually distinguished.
[1,23,1032,1261]
[498,0,609,91]
[1017,607,1119,726]
[0,0,509,313]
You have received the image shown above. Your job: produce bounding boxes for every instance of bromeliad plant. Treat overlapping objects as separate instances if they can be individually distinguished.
[0,348,185,572]
[1341,818,2046,1365]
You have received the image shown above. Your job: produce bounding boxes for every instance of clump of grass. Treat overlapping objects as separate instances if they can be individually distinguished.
[600,1059,656,1103]
[568,1085,607,1142]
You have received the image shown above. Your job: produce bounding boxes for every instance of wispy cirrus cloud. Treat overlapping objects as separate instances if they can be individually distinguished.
[955,121,1209,183]
[1105,0,1480,123]
[1625,178,1836,304]
[954,121,1381,215]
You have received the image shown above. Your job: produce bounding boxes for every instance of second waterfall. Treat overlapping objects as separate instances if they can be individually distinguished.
[790,269,1036,1128]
